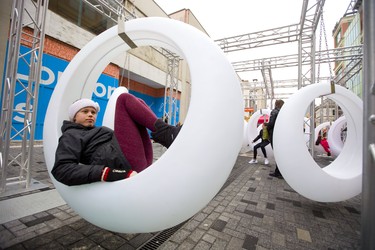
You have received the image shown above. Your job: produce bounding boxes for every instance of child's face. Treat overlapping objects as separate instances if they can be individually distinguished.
[74,107,97,127]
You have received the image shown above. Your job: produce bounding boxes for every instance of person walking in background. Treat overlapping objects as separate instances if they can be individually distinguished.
[249,122,270,165]
[315,130,331,156]
[267,99,284,179]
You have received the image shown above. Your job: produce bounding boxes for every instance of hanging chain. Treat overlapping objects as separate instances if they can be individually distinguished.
[321,13,333,81]
[317,12,334,82]
[317,15,323,83]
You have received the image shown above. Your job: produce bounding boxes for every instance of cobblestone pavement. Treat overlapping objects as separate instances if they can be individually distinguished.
[0,144,361,249]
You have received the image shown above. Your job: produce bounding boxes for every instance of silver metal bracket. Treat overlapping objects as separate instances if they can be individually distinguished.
[118,16,137,49]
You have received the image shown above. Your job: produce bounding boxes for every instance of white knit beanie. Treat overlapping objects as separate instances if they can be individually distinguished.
[68,99,100,121]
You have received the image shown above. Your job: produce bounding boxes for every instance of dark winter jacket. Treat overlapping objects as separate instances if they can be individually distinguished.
[267,108,280,142]
[52,121,132,186]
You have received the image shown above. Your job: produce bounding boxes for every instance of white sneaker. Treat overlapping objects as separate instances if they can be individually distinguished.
[249,159,258,164]
[264,158,269,165]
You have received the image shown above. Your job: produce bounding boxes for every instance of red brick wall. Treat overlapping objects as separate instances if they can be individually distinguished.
[20,27,175,97]
[120,77,180,99]
[120,77,165,97]
[21,27,119,78]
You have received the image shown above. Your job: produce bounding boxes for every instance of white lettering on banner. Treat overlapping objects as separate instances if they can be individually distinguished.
[14,102,28,122]
[13,68,116,123]
[17,73,28,82]
[94,82,116,99]
[40,66,55,85]
[16,66,56,86]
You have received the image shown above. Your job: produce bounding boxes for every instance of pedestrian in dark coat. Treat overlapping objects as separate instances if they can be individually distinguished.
[267,99,284,178]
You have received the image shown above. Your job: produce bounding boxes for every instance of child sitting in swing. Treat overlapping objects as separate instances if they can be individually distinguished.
[52,93,181,186]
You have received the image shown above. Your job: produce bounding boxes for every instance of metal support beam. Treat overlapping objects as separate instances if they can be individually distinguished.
[361,0,375,248]
[233,45,362,74]
[83,0,136,23]
[161,49,180,125]
[0,0,48,194]
[215,23,300,52]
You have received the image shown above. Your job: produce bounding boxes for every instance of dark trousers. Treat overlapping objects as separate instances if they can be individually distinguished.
[270,138,282,176]
[253,140,269,159]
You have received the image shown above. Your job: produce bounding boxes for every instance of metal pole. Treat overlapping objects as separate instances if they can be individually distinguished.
[361,0,375,248]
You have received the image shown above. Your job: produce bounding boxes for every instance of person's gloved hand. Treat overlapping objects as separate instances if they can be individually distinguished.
[101,167,135,182]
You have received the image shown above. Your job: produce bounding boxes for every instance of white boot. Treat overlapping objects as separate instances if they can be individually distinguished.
[264,158,269,165]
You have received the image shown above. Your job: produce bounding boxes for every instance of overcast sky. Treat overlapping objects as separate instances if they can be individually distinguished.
[154,0,352,86]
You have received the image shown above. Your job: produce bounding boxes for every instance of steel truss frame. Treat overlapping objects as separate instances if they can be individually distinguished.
[161,50,180,125]
[0,0,49,193]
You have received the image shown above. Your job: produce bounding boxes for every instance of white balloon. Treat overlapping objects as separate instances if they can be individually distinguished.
[328,116,347,157]
[273,84,362,202]
[43,17,244,233]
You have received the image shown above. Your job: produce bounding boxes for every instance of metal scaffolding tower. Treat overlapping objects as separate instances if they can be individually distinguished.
[0,0,49,194]
[161,50,180,125]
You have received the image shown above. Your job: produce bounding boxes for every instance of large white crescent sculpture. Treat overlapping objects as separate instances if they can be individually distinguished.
[274,84,362,202]
[240,120,251,153]
[102,86,129,129]
[43,17,243,233]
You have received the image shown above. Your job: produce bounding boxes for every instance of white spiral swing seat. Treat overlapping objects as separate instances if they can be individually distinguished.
[273,84,363,202]
[43,17,244,233]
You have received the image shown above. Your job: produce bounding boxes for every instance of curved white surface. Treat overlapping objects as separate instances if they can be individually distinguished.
[273,84,362,202]
[240,120,251,153]
[43,17,244,233]
[303,117,311,145]
[247,109,273,157]
[102,86,129,129]
[328,116,346,157]
[314,121,331,155]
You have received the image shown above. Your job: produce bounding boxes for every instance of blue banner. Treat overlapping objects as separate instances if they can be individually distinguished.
[4,45,180,140]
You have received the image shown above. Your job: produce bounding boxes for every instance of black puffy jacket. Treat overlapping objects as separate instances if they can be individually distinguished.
[52,121,132,186]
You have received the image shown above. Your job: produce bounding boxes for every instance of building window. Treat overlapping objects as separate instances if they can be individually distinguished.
[335,30,341,46]
[332,109,335,116]
[48,0,116,35]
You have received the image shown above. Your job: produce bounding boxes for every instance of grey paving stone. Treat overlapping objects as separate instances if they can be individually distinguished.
[127,233,154,248]
[226,236,244,250]
[101,234,128,249]
[210,237,227,249]
[193,240,211,250]
[0,149,362,249]
[56,230,85,246]
[243,234,258,250]
[210,219,227,232]
[183,219,200,232]
[169,229,191,244]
